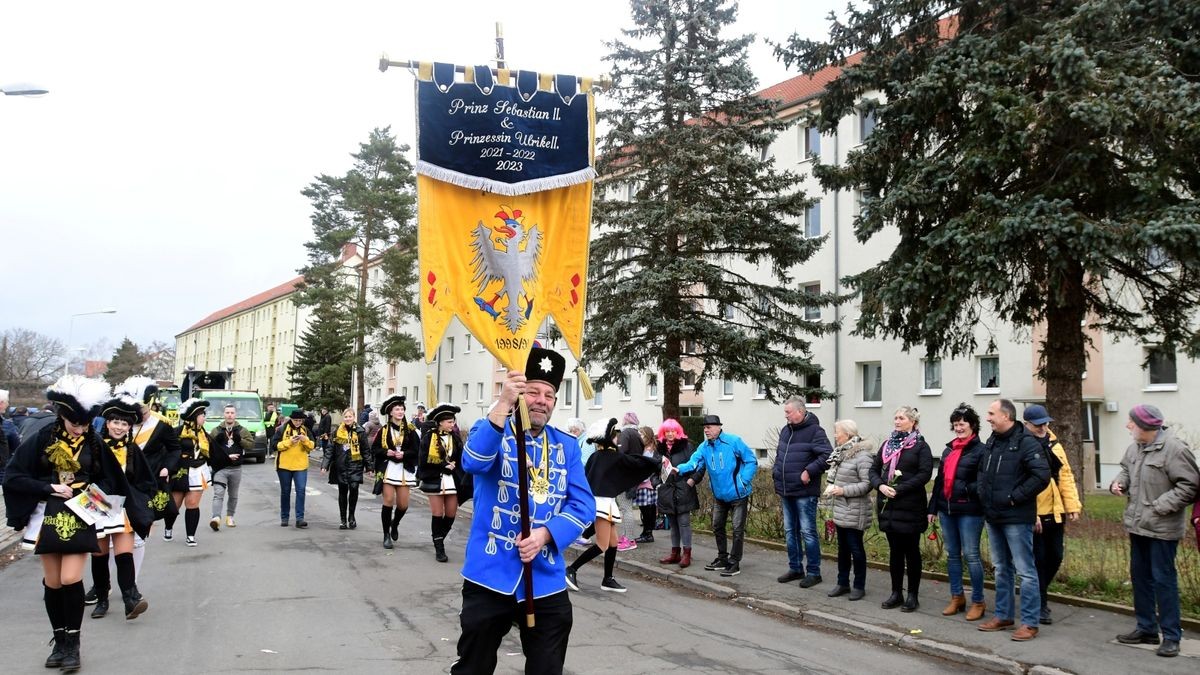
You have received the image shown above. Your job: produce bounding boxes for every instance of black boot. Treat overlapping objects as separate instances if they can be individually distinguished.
[59,630,81,673]
[901,592,920,613]
[90,591,109,619]
[434,537,448,563]
[45,629,67,668]
[881,591,904,609]
[123,585,148,620]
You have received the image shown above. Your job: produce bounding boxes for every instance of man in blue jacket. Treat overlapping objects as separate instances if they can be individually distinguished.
[773,397,833,587]
[672,414,758,576]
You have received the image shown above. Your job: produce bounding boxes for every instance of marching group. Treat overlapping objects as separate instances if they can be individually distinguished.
[3,359,1199,672]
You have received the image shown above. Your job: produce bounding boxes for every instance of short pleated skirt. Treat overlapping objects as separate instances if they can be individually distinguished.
[383,461,418,487]
[595,496,622,523]
[420,473,456,495]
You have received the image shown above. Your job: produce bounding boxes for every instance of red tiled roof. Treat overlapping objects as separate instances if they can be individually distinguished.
[755,51,864,109]
[179,275,304,335]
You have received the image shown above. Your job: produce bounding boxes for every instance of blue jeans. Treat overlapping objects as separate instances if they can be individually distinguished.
[986,521,1040,626]
[278,468,308,522]
[781,496,821,576]
[1130,534,1181,642]
[941,513,985,603]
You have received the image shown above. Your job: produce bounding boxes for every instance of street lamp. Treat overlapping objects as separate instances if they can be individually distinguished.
[64,309,118,377]
[0,83,49,96]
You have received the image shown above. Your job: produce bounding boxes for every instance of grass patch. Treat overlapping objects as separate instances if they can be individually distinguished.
[689,469,1200,619]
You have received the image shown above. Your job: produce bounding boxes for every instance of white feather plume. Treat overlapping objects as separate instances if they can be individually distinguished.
[115,375,157,401]
[47,375,111,411]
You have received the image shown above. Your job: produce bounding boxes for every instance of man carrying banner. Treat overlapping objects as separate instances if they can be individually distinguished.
[451,347,594,675]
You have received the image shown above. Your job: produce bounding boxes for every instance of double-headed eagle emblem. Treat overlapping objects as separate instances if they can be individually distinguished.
[470,206,543,333]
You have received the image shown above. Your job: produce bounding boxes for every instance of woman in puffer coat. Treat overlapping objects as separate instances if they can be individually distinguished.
[321,408,369,530]
[824,420,875,600]
[656,419,703,568]
[869,405,934,613]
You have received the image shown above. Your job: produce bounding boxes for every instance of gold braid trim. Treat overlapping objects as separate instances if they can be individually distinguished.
[46,429,84,474]
[179,422,210,458]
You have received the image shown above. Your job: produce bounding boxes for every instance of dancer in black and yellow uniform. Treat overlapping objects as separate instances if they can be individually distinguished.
[114,376,180,572]
[321,408,369,530]
[371,396,419,549]
[3,375,128,672]
[167,398,211,546]
[418,404,463,563]
[89,395,155,621]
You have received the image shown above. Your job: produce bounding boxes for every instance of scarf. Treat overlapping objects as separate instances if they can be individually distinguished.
[381,421,406,450]
[179,422,210,458]
[943,435,974,499]
[106,436,129,470]
[46,426,85,474]
[335,424,361,461]
[881,430,919,482]
[429,432,451,464]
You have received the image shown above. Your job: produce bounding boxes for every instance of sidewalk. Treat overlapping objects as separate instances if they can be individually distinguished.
[569,531,1197,674]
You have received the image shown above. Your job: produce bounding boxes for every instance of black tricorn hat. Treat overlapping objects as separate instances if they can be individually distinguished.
[381,395,407,416]
[100,395,142,424]
[46,375,111,425]
[587,418,620,450]
[179,398,211,422]
[701,414,722,426]
[525,347,566,392]
[288,408,308,420]
[115,376,159,405]
[428,404,461,423]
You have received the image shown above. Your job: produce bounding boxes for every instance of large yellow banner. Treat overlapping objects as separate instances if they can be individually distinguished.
[418,175,592,369]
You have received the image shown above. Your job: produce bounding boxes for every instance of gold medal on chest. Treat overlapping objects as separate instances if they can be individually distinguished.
[531,476,550,504]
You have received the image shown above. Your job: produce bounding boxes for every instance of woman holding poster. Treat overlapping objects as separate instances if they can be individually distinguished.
[3,375,128,671]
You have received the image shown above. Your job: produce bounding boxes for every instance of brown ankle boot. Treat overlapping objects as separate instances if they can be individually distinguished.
[659,547,681,564]
[965,601,986,621]
[679,547,692,568]
[942,594,966,616]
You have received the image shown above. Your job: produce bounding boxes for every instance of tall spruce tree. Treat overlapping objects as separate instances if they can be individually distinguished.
[297,127,420,408]
[105,337,146,384]
[289,300,354,410]
[778,1,1200,486]
[587,0,828,420]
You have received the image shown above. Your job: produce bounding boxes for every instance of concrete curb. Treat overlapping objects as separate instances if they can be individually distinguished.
[608,555,1051,675]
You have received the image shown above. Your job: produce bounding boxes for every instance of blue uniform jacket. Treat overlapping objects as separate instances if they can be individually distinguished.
[676,432,758,502]
[461,418,595,600]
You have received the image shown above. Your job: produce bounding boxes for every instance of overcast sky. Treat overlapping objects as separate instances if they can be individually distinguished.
[0,0,844,359]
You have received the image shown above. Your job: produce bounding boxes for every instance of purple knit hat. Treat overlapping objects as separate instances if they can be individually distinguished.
[622,411,640,426]
[1129,404,1164,431]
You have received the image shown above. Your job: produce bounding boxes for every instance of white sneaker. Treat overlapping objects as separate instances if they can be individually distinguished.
[186,536,197,547]
[163,529,173,541]
[209,517,220,532]
[225,516,236,527]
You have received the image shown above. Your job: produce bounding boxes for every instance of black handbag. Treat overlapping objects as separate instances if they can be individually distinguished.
[372,473,384,496]
[35,498,100,555]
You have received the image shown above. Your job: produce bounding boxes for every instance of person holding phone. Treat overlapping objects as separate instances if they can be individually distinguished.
[274,409,315,528]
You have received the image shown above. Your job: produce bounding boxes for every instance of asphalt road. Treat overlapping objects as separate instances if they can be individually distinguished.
[0,462,957,674]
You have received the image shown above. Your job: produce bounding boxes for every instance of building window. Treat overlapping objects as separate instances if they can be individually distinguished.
[755,382,767,399]
[647,374,658,400]
[805,372,822,406]
[387,361,396,378]
[462,383,469,403]
[978,356,1000,391]
[444,384,453,404]
[494,382,504,399]
[804,125,820,160]
[477,382,485,402]
[563,378,574,407]
[684,339,698,355]
[805,203,821,238]
[922,358,942,394]
[1146,346,1177,389]
[859,106,876,141]
[465,335,472,352]
[447,337,455,361]
[804,283,821,321]
[682,370,697,390]
[592,386,604,408]
[621,375,632,400]
[860,362,882,405]
[722,304,736,320]
[721,378,734,398]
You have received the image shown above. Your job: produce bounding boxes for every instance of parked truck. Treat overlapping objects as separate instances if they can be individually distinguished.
[180,368,269,463]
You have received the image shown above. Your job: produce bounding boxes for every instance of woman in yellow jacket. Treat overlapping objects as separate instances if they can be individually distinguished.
[274,409,315,528]
[1022,405,1082,626]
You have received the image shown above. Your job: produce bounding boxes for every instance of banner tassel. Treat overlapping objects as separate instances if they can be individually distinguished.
[427,373,438,407]
[576,367,594,401]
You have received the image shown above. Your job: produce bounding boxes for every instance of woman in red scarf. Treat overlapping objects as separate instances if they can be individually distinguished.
[928,404,987,620]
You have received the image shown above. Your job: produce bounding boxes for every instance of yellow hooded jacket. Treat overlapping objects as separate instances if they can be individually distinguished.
[1036,431,1082,522]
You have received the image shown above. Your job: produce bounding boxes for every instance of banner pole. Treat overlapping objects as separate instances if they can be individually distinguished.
[512,396,536,627]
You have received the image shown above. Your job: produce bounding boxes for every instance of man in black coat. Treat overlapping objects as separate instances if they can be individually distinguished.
[772,397,833,588]
[976,398,1050,641]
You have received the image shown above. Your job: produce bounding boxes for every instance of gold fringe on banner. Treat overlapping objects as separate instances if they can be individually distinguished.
[426,373,437,407]
[576,367,594,401]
